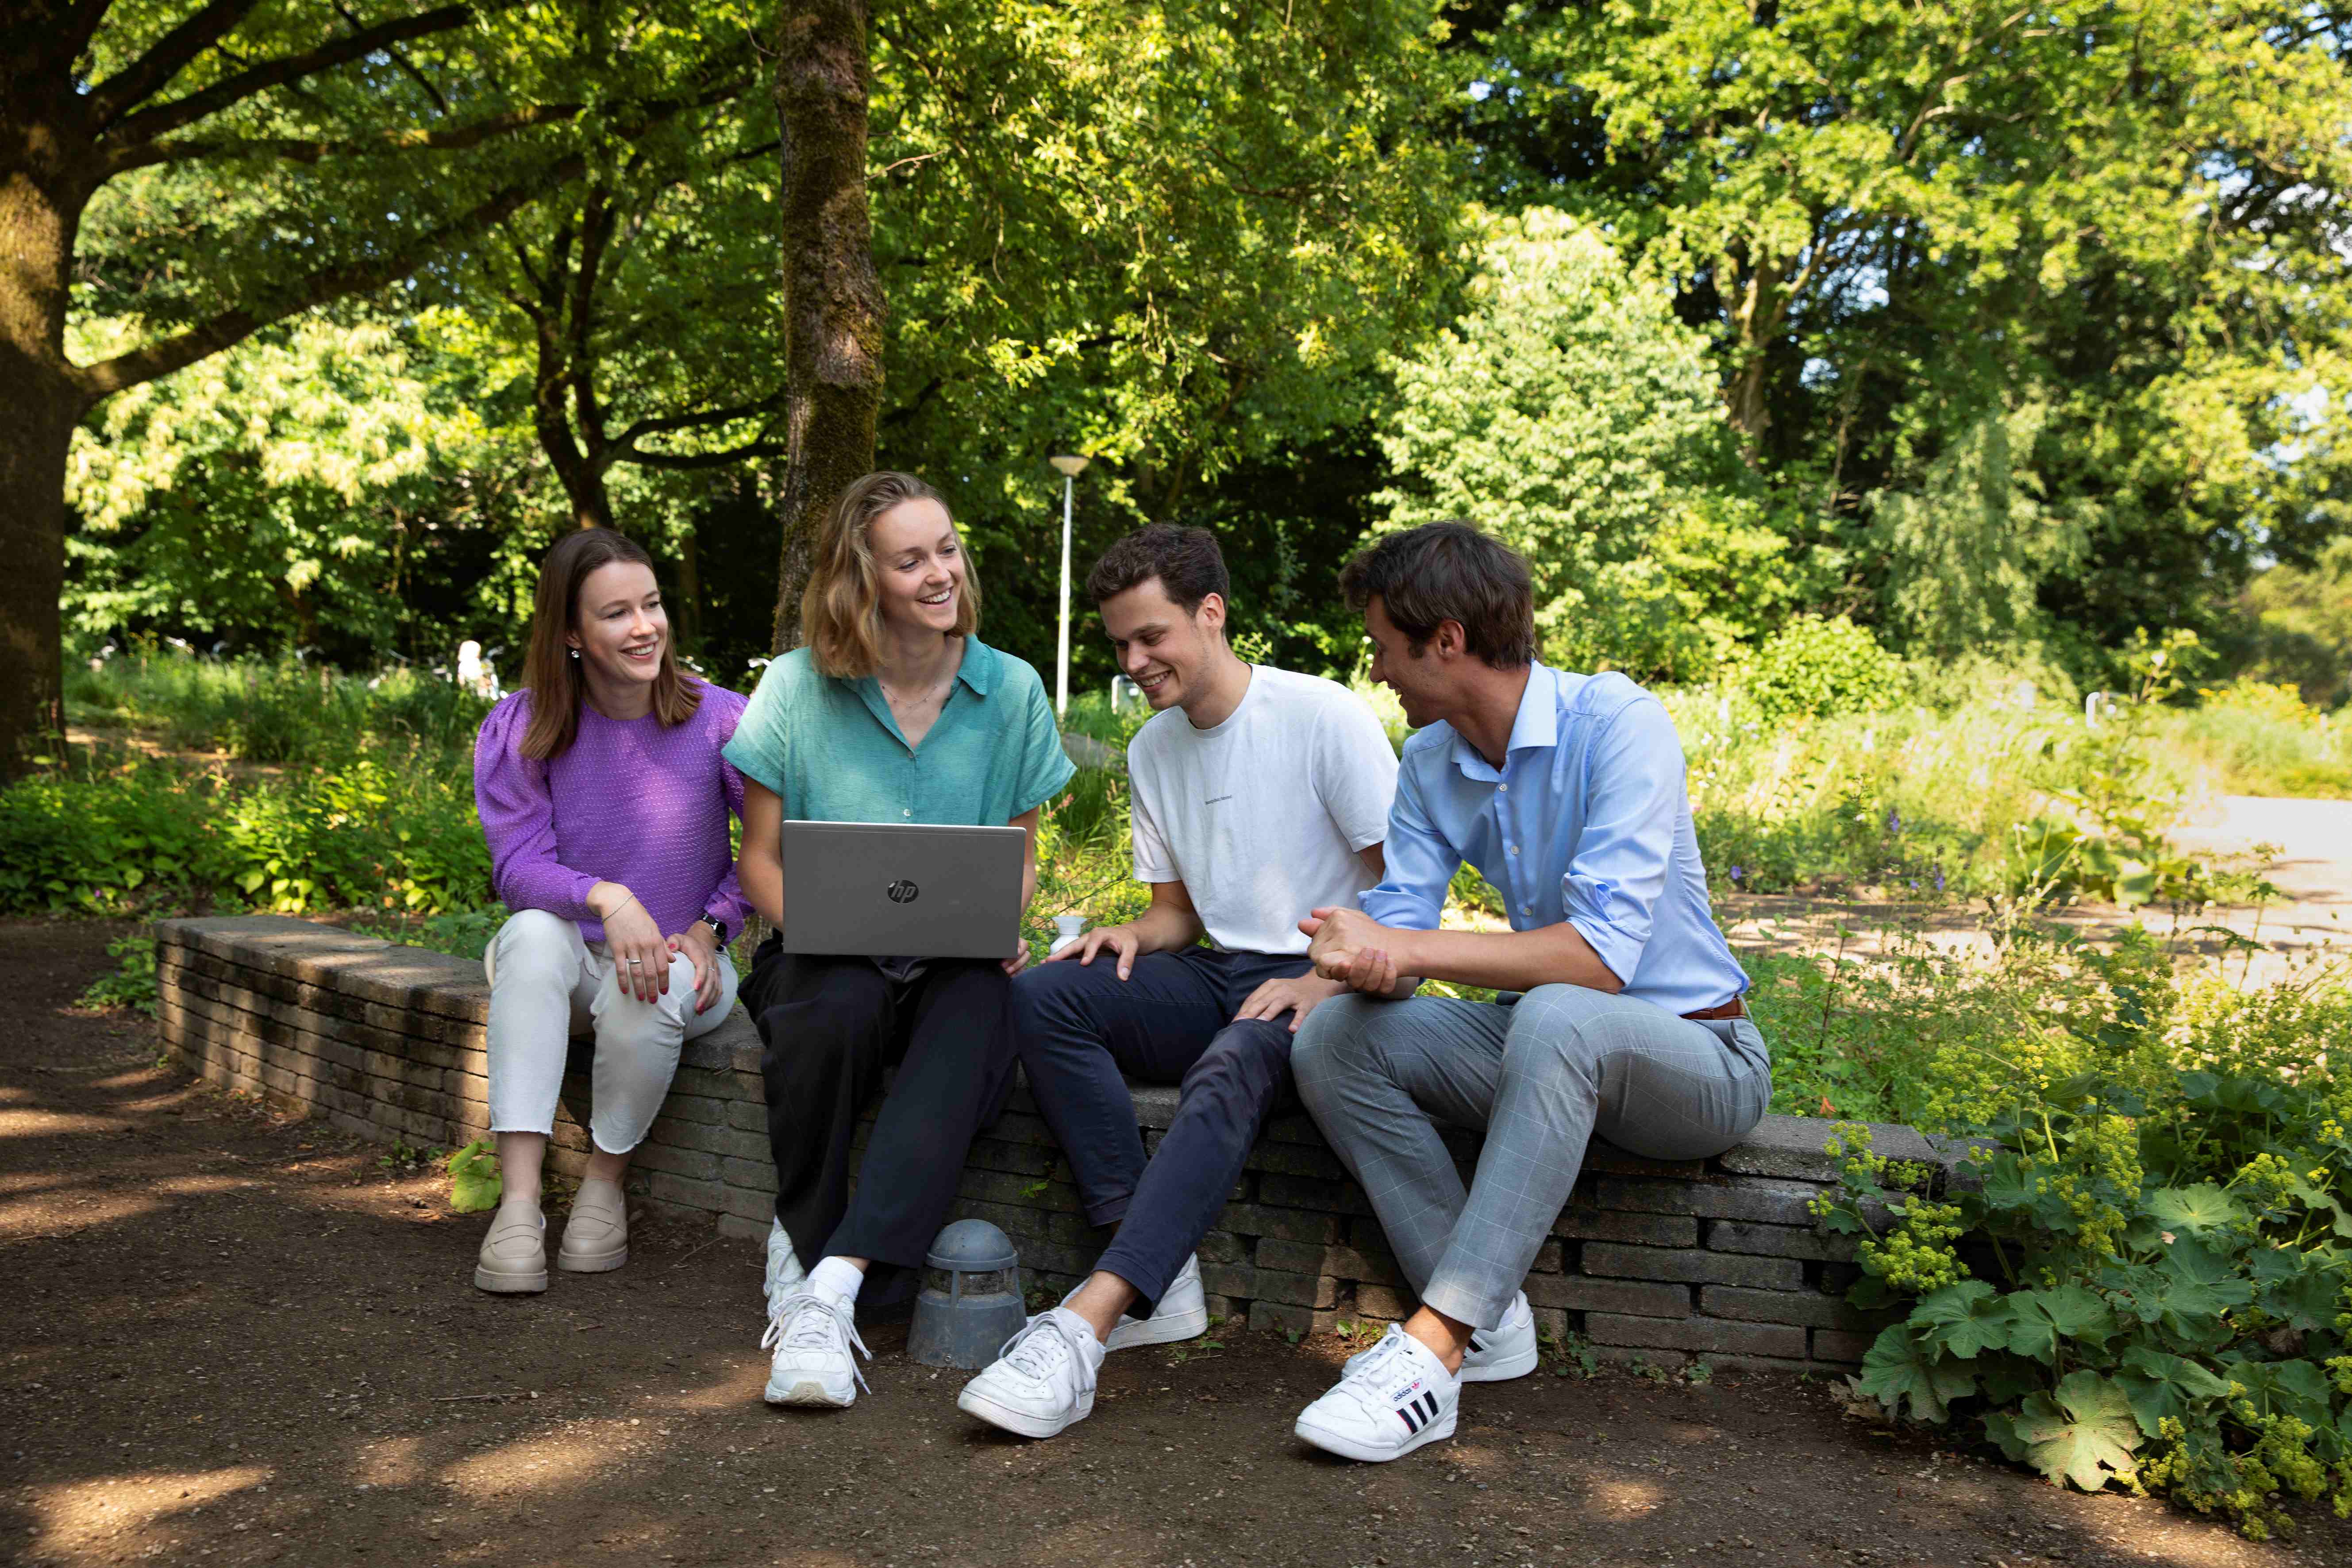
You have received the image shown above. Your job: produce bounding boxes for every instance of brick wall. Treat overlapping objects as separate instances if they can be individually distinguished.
[155,914,1971,1372]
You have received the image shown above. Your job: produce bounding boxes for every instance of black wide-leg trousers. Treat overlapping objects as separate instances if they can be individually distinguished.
[743,937,1018,1289]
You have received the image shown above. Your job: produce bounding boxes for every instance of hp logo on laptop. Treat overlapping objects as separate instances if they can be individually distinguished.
[886,879,920,905]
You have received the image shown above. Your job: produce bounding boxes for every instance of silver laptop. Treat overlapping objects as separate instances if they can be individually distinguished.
[778,821,1027,959]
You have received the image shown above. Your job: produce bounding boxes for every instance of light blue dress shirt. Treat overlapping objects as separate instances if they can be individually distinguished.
[1360,663,1749,1017]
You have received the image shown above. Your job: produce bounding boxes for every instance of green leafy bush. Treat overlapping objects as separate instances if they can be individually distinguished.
[76,934,159,1015]
[1740,615,1905,723]
[1819,956,2352,1537]
[0,755,491,917]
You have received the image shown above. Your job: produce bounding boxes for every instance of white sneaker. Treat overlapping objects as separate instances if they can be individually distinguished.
[761,1288,870,1408]
[1099,1256,1211,1351]
[956,1306,1105,1439]
[1294,1323,1459,1463]
[1459,1291,1539,1383]
[763,1218,807,1306]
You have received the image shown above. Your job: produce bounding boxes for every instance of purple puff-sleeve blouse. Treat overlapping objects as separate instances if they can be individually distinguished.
[473,683,753,945]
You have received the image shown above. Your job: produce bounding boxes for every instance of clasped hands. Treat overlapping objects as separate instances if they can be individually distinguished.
[1298,905,1410,997]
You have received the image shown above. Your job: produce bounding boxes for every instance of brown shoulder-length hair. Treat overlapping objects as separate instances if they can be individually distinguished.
[519,528,703,760]
[801,471,983,678]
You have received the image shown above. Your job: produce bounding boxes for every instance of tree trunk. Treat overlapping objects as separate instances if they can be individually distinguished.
[767,0,885,654]
[0,100,93,779]
[675,523,703,651]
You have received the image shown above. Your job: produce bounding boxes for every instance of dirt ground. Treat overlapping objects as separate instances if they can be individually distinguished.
[8,918,2352,1568]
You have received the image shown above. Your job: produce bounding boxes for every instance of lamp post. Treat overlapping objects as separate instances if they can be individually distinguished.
[1048,455,1089,717]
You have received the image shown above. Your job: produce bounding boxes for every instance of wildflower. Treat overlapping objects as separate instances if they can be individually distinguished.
[1885,806,1903,835]
[1729,865,1744,883]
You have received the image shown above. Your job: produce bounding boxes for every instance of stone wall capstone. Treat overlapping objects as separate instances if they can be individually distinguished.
[154,914,1971,1372]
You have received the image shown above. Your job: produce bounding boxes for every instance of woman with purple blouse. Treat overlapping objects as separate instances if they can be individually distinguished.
[470,528,752,1294]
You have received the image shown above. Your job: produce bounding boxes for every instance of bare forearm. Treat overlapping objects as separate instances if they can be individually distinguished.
[740,850,783,927]
[1124,899,1205,955]
[1389,922,1623,994]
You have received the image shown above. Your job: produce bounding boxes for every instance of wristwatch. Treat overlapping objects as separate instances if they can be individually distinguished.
[704,916,731,947]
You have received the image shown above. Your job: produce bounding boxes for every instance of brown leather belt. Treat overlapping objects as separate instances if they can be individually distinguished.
[1682,997,1746,1021]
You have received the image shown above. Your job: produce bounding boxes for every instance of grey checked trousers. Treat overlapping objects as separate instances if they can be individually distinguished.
[1292,984,1771,1330]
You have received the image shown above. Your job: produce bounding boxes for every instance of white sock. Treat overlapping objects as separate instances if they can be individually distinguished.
[809,1256,865,1306]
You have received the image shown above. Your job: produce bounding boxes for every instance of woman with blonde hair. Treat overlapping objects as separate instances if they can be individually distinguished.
[726,470,1071,1409]
[471,528,751,1293]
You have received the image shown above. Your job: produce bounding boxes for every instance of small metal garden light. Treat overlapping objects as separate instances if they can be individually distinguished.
[907,1218,1028,1369]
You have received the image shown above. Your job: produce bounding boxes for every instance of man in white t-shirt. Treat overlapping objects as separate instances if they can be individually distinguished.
[957,525,1401,1441]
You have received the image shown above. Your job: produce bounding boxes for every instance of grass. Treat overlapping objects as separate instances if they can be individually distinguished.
[21,644,2346,974]
[68,643,494,768]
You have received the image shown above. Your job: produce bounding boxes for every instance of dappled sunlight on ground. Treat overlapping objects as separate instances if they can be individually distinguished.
[8,916,2351,1568]
[22,1464,269,1562]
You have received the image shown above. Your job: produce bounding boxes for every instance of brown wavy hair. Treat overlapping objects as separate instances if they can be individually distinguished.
[801,471,982,677]
[519,528,702,759]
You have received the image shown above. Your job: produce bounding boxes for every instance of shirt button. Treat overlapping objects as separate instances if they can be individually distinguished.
[902,809,911,818]
[1497,783,1508,793]
[1509,845,1520,855]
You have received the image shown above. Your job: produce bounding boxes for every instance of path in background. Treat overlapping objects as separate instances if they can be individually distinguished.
[1719,795,2351,984]
[6,918,2350,1568]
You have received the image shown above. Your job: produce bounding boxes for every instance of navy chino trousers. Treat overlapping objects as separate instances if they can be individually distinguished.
[1011,945,1313,1314]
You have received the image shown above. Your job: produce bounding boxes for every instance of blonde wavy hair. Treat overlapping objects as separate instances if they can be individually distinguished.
[801,471,983,677]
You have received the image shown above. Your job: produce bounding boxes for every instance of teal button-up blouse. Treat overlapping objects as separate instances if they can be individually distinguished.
[721,637,1074,826]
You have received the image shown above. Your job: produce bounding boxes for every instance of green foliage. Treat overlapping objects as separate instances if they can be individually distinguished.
[1374,208,1801,682]
[0,749,491,920]
[1740,616,1904,724]
[447,1139,504,1214]
[76,935,160,1016]
[1872,404,2081,662]
[348,909,505,963]
[2240,539,2352,712]
[67,649,494,767]
[1821,952,2352,1536]
[1459,0,2352,651]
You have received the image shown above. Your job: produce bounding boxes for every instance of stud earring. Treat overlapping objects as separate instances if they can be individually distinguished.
[568,647,580,659]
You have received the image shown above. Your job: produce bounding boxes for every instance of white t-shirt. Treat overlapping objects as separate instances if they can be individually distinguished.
[1127,665,1400,955]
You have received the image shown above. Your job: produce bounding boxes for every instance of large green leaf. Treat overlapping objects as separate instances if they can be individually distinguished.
[2253,1251,2351,1333]
[2000,1371,2143,1491]
[447,1138,504,1214]
[2152,1239,2257,1332]
[2224,1360,2334,1426]
[2114,1345,2233,1438]
[2004,1286,2117,1363]
[1913,1281,2012,1360]
[2143,1184,2247,1241]
[1857,1324,1976,1423]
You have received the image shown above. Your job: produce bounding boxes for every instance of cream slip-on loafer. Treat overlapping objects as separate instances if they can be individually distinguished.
[475,1206,548,1294]
[558,1179,629,1273]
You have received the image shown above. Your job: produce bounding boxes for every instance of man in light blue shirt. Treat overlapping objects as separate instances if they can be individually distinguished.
[1288,522,1770,1465]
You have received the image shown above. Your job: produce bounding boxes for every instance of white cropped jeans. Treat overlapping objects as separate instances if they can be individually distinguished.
[484,908,739,1155]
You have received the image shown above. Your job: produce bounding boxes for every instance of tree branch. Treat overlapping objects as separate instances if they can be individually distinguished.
[100,4,475,148]
[335,0,450,114]
[69,150,586,406]
[83,0,263,126]
[104,101,586,174]
[625,437,790,471]
[612,394,785,451]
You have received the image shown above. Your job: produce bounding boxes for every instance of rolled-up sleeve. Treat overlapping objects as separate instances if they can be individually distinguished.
[721,666,793,800]
[1011,666,1077,817]
[1561,696,1683,986]
[1358,757,1456,930]
[473,697,598,920]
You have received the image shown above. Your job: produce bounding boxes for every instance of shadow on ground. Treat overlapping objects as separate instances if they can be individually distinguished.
[4,917,2348,1568]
